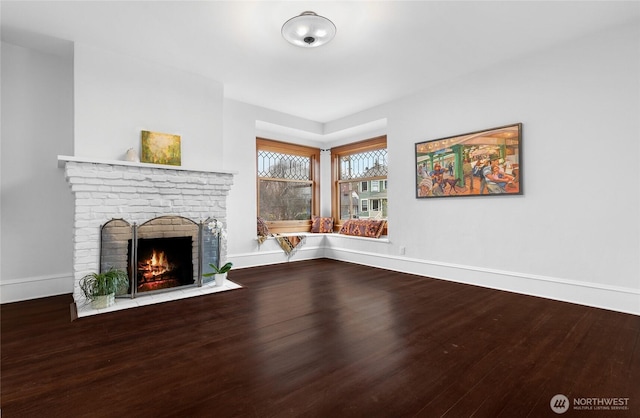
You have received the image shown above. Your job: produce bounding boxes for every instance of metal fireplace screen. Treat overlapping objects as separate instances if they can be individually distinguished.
[100,215,221,298]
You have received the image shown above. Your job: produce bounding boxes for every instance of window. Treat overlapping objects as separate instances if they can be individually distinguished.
[257,138,320,233]
[331,136,388,232]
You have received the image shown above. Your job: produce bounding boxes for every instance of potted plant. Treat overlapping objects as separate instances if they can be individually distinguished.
[203,262,233,286]
[204,218,232,286]
[79,268,129,309]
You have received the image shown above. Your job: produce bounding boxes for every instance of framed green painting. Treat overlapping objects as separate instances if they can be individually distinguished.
[141,130,181,166]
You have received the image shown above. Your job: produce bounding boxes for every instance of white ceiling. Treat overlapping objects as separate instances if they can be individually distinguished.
[2,1,639,127]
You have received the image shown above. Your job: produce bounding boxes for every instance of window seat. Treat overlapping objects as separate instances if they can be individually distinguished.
[259,232,389,243]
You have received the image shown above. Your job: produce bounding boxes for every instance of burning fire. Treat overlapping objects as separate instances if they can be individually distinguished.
[140,249,171,280]
[149,250,168,271]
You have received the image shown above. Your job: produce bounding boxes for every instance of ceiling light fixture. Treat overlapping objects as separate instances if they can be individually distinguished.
[281,11,336,48]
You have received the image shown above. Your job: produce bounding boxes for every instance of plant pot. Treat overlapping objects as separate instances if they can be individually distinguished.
[214,273,227,287]
[91,293,115,309]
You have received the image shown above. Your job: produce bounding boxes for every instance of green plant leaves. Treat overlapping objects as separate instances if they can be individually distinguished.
[79,268,129,300]
[202,262,233,276]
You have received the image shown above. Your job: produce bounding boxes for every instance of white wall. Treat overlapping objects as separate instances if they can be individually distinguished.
[322,22,640,314]
[223,22,639,314]
[74,43,224,170]
[1,42,74,302]
[391,22,638,283]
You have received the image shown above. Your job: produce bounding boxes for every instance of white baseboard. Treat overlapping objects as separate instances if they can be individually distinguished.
[4,244,638,316]
[230,244,325,269]
[1,273,73,303]
[323,247,640,316]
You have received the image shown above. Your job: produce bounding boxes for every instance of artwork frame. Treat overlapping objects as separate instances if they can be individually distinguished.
[141,130,181,166]
[415,123,522,198]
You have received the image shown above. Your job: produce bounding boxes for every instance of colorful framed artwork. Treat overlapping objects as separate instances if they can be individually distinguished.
[415,123,522,198]
[141,130,181,166]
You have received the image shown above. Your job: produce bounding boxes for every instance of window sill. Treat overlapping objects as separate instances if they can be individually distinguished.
[325,233,389,243]
[258,232,389,243]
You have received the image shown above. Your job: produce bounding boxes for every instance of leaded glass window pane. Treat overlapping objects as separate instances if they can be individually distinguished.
[339,149,388,180]
[257,150,310,180]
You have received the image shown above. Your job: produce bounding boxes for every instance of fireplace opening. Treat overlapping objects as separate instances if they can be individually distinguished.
[129,237,194,293]
[100,215,221,299]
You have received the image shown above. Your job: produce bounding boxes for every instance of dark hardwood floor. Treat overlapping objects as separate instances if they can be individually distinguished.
[2,259,639,417]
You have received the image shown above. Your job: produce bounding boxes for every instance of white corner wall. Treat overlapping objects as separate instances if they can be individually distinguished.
[1,42,74,302]
[223,99,328,266]
[74,43,224,170]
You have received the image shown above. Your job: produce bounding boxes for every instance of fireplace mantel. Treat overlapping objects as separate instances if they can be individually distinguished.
[57,155,238,175]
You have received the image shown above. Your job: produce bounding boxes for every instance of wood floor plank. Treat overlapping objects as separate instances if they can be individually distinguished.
[2,259,638,417]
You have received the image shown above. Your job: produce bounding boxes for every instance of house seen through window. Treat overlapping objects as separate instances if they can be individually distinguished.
[331,136,388,232]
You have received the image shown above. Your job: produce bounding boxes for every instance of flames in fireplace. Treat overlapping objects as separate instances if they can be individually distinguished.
[139,249,172,280]
[129,237,194,293]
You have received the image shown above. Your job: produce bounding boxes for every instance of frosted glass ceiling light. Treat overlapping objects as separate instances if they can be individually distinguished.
[282,11,336,48]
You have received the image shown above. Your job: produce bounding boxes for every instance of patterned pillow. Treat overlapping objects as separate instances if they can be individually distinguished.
[257,217,270,237]
[311,216,334,233]
[339,219,386,238]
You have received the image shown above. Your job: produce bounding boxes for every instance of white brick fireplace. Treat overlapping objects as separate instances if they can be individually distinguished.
[58,156,236,316]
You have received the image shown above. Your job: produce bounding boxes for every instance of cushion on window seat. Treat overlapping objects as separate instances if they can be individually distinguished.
[257,217,271,244]
[311,216,334,233]
[339,219,386,238]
